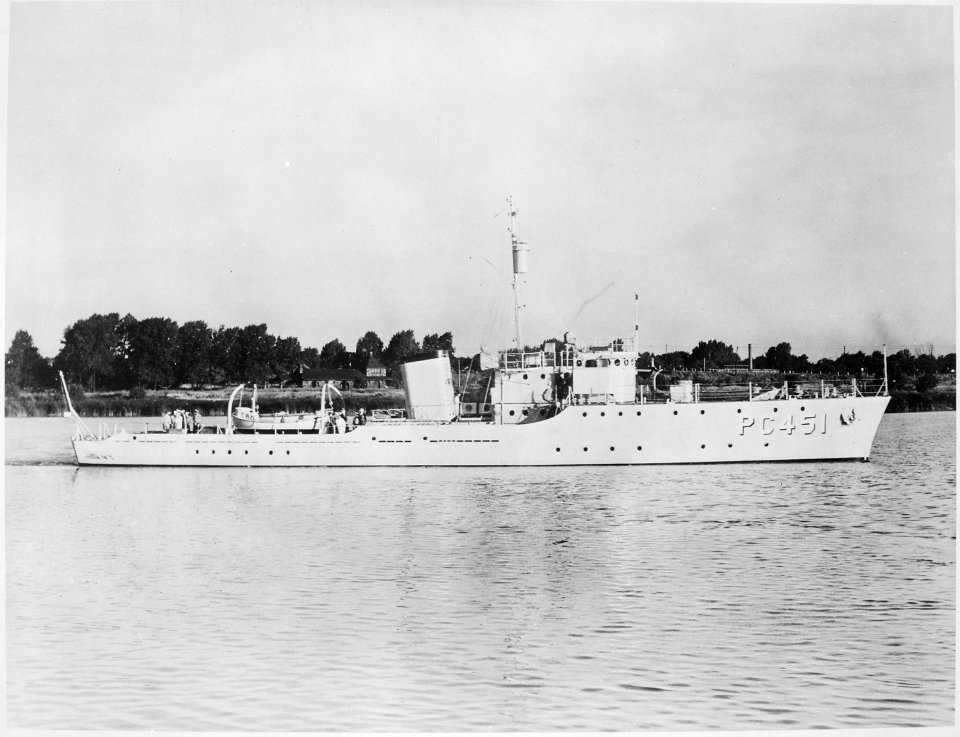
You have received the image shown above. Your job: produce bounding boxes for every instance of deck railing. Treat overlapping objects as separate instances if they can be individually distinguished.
[641,377,888,404]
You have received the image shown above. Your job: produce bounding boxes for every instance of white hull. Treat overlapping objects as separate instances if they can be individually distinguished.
[72,395,889,466]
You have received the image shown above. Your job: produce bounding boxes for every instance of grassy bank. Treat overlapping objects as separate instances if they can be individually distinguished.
[886,388,956,412]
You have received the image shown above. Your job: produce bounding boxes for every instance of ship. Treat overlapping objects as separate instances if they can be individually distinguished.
[60,202,890,467]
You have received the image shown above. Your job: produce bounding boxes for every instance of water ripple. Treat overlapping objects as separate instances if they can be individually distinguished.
[5,412,955,730]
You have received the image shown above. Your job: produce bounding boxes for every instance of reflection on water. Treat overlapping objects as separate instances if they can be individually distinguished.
[5,413,955,730]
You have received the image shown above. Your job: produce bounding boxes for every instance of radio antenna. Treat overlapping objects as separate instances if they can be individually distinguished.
[507,196,529,349]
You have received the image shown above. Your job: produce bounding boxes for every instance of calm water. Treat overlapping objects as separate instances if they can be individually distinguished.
[5,412,955,730]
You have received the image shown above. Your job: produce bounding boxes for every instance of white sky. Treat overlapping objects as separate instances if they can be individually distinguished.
[4,0,956,361]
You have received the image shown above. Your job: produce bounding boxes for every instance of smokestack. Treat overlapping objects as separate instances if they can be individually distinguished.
[748,343,753,371]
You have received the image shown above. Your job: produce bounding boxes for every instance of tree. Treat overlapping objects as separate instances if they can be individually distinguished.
[300,346,321,368]
[355,331,384,360]
[112,313,139,387]
[129,317,179,389]
[318,339,348,368]
[656,351,691,371]
[914,352,938,377]
[273,336,302,384]
[837,350,867,376]
[209,326,241,384]
[383,329,420,368]
[175,320,213,387]
[937,353,955,373]
[887,349,916,377]
[5,330,53,390]
[422,331,455,355]
[55,313,122,390]
[763,342,795,373]
[916,373,939,392]
[689,339,740,370]
[814,357,841,374]
[235,324,276,384]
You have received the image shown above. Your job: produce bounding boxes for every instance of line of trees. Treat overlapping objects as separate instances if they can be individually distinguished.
[4,312,457,393]
[652,339,955,393]
[5,316,956,394]
[653,339,955,377]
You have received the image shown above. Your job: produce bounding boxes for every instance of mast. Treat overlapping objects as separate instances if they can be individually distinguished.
[882,343,889,396]
[634,292,639,355]
[508,196,528,349]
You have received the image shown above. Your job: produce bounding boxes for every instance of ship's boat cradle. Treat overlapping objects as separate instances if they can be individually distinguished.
[72,394,888,467]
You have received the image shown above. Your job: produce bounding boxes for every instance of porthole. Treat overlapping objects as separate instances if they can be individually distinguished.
[132,435,137,440]
[423,436,428,441]
[701,444,706,449]
[540,373,546,380]
[583,447,588,452]
[618,411,623,416]
[286,450,290,455]
[737,408,742,414]
[600,411,605,417]
[244,450,249,455]
[764,442,769,447]
[673,410,678,416]
[636,411,642,416]
[728,443,733,448]
[700,409,705,415]
[371,437,376,441]
[609,446,615,451]
[582,411,588,417]
[195,449,200,455]
[269,450,274,455]
[637,445,642,451]
[576,360,583,367]
[614,359,621,366]
[509,410,515,416]
[800,406,805,412]
[556,447,561,452]
[211,450,216,455]
[523,373,528,380]
[228,450,232,455]
[773,407,778,413]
